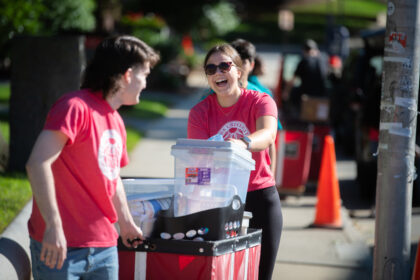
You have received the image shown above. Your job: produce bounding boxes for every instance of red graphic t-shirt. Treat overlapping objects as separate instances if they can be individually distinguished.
[187,89,277,192]
[28,89,129,247]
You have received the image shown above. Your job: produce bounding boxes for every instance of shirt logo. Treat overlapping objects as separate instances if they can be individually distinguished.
[218,121,250,140]
[98,129,122,180]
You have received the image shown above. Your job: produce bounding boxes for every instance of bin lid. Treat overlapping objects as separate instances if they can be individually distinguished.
[171,139,255,167]
[123,178,174,201]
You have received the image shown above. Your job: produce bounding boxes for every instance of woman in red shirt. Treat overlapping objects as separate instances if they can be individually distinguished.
[188,44,283,280]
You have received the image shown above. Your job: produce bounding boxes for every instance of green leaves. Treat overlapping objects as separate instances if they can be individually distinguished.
[42,0,96,33]
[0,0,44,45]
[0,0,96,43]
[202,1,240,37]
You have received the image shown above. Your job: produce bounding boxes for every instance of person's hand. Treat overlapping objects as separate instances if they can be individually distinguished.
[119,222,144,249]
[41,224,67,269]
[227,138,247,149]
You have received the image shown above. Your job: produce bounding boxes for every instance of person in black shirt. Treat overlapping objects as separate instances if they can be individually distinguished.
[283,39,329,120]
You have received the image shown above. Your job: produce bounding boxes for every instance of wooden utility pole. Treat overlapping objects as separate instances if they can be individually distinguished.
[374,1,420,279]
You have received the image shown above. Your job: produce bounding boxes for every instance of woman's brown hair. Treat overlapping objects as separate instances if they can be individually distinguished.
[203,44,243,72]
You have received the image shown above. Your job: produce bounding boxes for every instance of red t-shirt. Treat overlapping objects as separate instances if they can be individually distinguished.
[28,89,129,247]
[188,89,277,192]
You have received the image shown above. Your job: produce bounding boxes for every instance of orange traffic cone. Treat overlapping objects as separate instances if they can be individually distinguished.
[412,238,420,280]
[312,135,342,229]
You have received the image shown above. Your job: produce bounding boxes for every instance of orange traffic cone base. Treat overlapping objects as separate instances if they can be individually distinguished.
[310,220,342,229]
[311,135,343,229]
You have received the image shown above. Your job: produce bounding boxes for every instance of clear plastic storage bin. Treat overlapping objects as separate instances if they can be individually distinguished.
[171,139,255,217]
[122,178,174,237]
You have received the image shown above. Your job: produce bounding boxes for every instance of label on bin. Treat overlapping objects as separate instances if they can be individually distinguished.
[185,167,211,185]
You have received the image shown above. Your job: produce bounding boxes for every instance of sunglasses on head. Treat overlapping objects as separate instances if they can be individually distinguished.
[204,61,233,75]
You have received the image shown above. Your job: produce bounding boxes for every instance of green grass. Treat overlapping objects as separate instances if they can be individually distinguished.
[0,121,9,143]
[119,98,171,119]
[0,173,32,233]
[291,0,386,18]
[0,83,10,105]
[126,126,143,152]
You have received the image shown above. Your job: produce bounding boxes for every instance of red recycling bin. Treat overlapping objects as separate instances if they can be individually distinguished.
[118,229,262,280]
[275,127,313,195]
[308,125,331,182]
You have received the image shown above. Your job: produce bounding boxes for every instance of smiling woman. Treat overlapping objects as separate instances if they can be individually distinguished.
[202,44,243,107]
[187,44,282,280]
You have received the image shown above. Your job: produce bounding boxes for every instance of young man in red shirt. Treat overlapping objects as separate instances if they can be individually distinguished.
[26,35,159,279]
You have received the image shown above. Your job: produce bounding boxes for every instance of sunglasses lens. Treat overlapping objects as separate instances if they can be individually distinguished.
[205,62,233,75]
[219,62,232,72]
[205,64,217,75]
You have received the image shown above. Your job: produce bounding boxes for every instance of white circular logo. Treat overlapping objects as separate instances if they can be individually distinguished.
[218,121,250,140]
[98,129,123,180]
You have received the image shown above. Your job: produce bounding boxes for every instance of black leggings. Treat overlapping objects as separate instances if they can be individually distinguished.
[245,186,283,280]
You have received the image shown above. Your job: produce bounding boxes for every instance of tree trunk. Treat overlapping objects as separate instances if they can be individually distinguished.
[9,35,86,172]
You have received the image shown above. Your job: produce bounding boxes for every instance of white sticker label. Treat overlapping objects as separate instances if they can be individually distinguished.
[395,97,417,111]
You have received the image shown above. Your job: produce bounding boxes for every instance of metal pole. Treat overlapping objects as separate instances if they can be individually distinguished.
[374,1,420,279]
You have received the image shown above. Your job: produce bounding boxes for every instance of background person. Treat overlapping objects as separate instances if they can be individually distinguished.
[187,44,282,280]
[26,35,159,279]
[283,39,328,120]
[249,55,274,98]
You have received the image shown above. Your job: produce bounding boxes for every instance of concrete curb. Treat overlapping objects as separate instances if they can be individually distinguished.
[0,199,32,280]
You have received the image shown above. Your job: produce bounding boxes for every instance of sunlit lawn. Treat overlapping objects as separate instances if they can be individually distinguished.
[290,0,386,18]
[0,83,10,105]
[0,174,32,233]
[0,121,8,142]
[119,99,170,119]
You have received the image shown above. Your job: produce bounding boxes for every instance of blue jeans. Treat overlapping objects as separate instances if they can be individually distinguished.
[30,238,118,280]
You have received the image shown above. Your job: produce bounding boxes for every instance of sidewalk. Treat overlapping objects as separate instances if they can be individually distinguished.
[120,88,375,280]
[275,194,372,279]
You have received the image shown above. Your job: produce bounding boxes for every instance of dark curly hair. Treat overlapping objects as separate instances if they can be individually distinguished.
[81,35,160,98]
